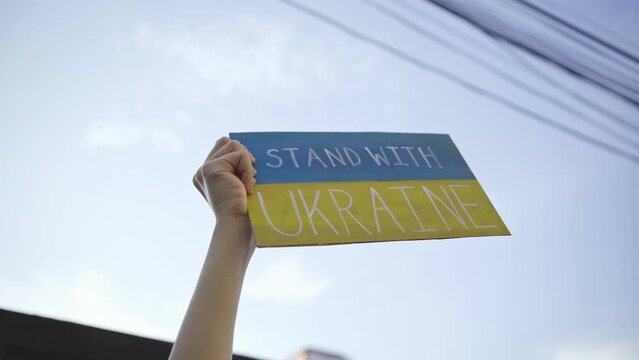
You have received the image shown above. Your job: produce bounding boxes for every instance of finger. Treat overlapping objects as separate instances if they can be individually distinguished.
[205,136,231,161]
[231,150,255,194]
[211,139,243,160]
[212,139,256,163]
[240,154,256,194]
[206,150,255,193]
[203,148,254,177]
[192,172,205,197]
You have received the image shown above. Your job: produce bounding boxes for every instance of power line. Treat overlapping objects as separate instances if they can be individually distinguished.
[423,0,639,108]
[465,3,639,108]
[396,0,639,133]
[521,7,639,78]
[275,0,639,164]
[499,1,639,80]
[495,37,639,136]
[360,0,639,148]
[514,0,639,65]
[393,0,512,63]
[528,0,639,54]
[489,1,639,93]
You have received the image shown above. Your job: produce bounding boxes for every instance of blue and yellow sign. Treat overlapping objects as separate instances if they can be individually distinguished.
[230,132,509,247]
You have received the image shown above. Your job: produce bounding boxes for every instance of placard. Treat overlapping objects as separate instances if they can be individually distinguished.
[230,132,509,247]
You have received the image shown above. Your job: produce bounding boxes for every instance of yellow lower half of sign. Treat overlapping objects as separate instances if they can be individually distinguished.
[248,179,510,247]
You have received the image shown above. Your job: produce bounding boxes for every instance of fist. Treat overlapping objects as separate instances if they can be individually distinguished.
[193,137,256,219]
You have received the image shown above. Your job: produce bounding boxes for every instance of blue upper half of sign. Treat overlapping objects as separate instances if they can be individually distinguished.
[229,132,475,184]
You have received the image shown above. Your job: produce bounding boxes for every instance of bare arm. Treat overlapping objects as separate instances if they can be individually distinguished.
[169,137,257,360]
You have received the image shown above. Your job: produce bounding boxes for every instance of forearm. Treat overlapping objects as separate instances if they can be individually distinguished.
[169,218,253,360]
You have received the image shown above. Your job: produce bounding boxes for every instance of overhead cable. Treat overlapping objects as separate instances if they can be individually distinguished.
[361,0,639,147]
[276,0,639,164]
[424,0,639,107]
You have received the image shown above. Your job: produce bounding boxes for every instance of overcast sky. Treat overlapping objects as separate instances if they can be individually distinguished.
[1,1,638,359]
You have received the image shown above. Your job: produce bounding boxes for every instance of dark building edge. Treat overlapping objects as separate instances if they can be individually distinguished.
[0,308,260,360]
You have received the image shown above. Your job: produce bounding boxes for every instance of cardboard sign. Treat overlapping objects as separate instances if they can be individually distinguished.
[230,132,509,247]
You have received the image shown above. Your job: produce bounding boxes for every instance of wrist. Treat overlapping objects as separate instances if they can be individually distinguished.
[214,215,252,236]
[210,215,254,262]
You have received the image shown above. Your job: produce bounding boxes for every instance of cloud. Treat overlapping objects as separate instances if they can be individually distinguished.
[0,270,170,340]
[85,120,183,153]
[244,257,330,304]
[552,340,639,360]
[147,126,184,153]
[63,271,160,336]
[133,17,341,99]
[85,121,143,150]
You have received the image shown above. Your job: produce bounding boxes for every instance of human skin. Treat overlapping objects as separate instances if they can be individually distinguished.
[169,137,257,360]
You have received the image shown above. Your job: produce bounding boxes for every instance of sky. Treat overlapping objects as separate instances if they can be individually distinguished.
[1,0,638,359]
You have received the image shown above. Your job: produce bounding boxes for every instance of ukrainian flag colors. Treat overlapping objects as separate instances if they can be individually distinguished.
[230,132,509,247]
